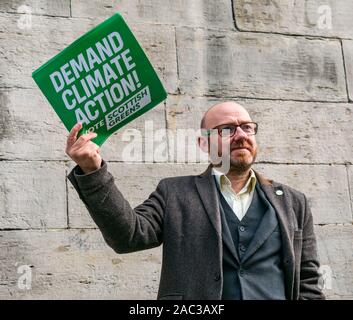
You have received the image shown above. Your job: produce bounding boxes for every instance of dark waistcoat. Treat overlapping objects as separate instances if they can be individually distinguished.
[216,181,286,300]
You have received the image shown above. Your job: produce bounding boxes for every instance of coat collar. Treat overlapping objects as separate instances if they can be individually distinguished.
[199,164,274,185]
[195,164,222,237]
[196,164,296,238]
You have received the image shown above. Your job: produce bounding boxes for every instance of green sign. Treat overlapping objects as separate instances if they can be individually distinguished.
[32,13,167,146]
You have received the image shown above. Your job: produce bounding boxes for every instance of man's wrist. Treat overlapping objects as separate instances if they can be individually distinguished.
[76,159,103,176]
[81,164,101,175]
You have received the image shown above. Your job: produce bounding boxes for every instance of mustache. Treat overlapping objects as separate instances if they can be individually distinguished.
[230,139,253,151]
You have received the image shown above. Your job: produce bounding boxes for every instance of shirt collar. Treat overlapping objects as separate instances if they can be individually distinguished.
[212,167,257,195]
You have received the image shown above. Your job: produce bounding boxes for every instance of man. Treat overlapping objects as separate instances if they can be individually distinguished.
[66,101,325,300]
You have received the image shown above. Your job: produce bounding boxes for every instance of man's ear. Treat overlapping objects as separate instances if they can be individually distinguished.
[198,136,209,153]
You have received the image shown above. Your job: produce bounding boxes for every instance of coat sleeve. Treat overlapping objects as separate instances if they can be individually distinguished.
[298,194,325,300]
[67,160,166,253]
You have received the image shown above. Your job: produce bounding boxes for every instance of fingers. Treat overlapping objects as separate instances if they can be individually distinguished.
[74,131,97,149]
[66,122,82,149]
[78,143,102,174]
[74,140,100,158]
[65,123,101,173]
[66,123,100,159]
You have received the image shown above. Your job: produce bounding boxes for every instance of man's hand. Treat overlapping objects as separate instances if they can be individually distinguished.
[66,123,102,174]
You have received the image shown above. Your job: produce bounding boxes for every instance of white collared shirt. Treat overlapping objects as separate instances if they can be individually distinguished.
[213,168,257,221]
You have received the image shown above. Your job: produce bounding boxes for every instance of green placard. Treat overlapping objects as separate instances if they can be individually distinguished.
[32,13,167,146]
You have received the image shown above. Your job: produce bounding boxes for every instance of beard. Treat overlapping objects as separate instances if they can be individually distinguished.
[209,136,257,174]
[229,150,257,174]
[225,138,257,174]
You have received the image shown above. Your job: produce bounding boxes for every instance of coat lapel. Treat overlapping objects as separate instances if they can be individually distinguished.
[218,194,241,265]
[254,170,296,300]
[195,164,240,263]
[195,164,222,237]
[241,185,279,263]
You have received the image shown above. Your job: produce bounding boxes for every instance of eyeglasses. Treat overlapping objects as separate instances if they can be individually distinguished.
[204,122,258,137]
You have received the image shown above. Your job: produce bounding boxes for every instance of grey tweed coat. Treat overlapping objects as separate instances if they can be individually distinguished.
[68,161,324,300]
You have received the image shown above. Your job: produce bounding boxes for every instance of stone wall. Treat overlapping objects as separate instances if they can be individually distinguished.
[0,0,352,299]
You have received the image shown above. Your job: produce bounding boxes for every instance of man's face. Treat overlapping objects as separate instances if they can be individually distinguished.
[203,102,258,173]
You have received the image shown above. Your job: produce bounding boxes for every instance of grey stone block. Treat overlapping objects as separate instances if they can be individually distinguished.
[0,14,177,93]
[347,165,353,219]
[71,0,234,29]
[234,0,353,39]
[166,95,353,164]
[0,13,97,89]
[342,40,353,101]
[0,229,162,299]
[0,161,67,229]
[253,164,352,225]
[0,88,166,161]
[129,23,177,94]
[316,225,353,299]
[0,89,68,160]
[176,27,347,101]
[0,0,70,17]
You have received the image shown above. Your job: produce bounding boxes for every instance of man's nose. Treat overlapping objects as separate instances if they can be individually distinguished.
[232,126,248,141]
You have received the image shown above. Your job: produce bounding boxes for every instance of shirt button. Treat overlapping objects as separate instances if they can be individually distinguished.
[239,226,245,232]
[239,244,246,252]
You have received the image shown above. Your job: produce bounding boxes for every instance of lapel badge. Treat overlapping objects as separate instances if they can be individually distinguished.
[275,189,284,196]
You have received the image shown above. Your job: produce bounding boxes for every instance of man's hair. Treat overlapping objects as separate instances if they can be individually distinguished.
[200,115,206,129]
[200,108,211,129]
